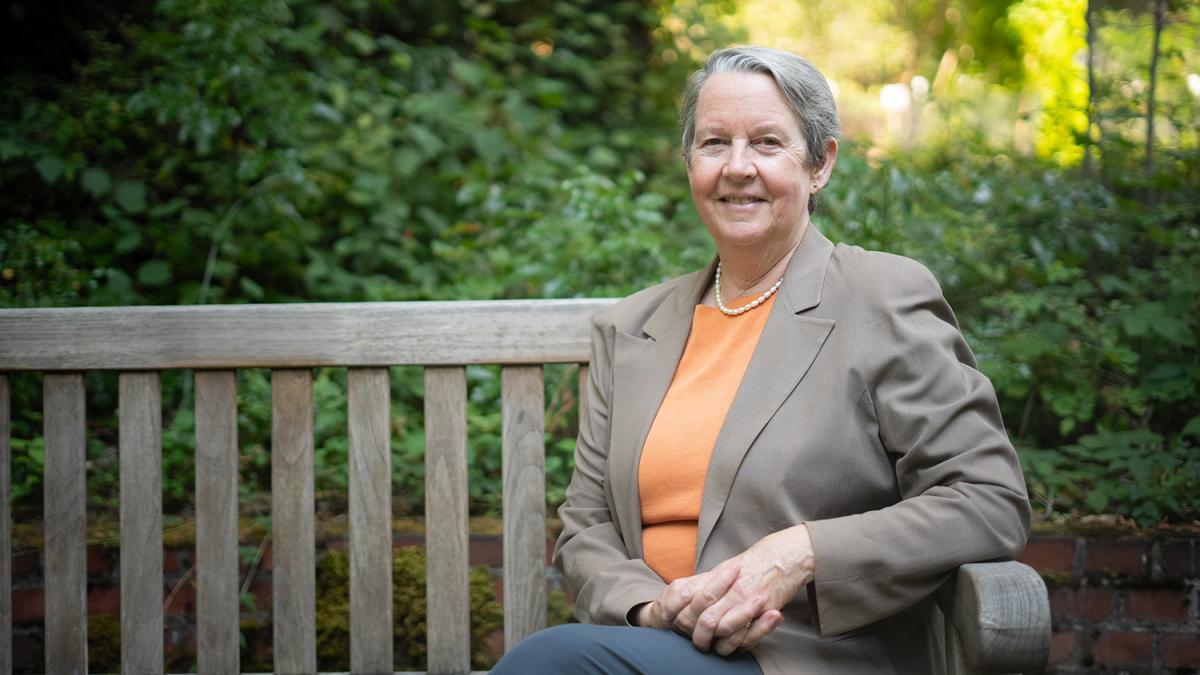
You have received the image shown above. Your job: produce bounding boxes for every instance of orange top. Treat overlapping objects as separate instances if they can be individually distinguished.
[638,293,776,582]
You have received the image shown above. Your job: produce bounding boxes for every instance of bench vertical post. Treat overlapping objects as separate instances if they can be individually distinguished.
[0,374,10,675]
[348,367,393,673]
[501,366,547,650]
[44,373,88,675]
[119,372,164,672]
[271,369,317,674]
[195,371,240,674]
[425,366,471,674]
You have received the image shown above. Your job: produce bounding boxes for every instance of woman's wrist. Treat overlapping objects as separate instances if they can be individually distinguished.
[766,523,816,592]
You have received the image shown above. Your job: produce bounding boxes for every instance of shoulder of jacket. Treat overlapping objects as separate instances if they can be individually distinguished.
[827,242,941,302]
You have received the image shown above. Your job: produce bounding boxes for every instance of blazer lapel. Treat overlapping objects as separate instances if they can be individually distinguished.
[607,261,715,557]
[695,227,837,563]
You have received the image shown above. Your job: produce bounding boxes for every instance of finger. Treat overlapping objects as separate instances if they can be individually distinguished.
[685,565,739,617]
[714,624,751,657]
[658,577,696,622]
[674,566,738,635]
[637,601,664,630]
[714,594,765,638]
[690,592,742,652]
[738,609,784,652]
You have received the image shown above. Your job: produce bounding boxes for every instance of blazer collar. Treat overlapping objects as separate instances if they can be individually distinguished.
[641,258,717,340]
[780,224,834,314]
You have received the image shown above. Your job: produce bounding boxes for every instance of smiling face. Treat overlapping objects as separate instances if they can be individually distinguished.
[687,71,833,260]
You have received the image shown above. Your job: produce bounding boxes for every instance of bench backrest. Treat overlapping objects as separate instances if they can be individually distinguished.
[0,298,614,674]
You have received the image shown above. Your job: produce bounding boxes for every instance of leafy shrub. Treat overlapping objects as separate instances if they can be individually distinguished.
[819,146,1200,525]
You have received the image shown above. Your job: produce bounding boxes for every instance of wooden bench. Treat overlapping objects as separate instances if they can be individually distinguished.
[0,300,1050,674]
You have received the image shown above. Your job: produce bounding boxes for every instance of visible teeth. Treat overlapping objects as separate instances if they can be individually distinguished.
[723,197,760,204]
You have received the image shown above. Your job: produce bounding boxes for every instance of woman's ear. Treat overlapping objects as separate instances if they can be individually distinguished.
[815,138,839,187]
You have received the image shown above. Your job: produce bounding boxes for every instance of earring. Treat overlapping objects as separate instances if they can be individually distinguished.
[811,181,819,191]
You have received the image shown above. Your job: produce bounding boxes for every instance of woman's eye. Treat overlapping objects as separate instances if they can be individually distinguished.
[700,138,726,147]
[757,137,781,147]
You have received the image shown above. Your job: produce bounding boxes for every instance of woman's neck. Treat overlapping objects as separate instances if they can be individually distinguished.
[712,225,807,301]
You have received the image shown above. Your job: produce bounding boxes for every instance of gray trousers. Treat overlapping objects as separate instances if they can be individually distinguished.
[490,623,763,675]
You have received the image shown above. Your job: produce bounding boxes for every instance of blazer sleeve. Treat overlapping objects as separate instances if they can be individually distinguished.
[803,259,1032,636]
[553,315,667,625]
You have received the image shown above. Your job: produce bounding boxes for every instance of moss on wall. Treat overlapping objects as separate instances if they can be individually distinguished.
[315,547,505,670]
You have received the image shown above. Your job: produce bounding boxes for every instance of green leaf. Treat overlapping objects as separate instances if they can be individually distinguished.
[470,129,505,163]
[80,168,112,197]
[137,259,172,287]
[239,276,264,300]
[115,230,143,254]
[345,30,376,56]
[114,180,147,213]
[0,138,23,160]
[1183,416,1200,438]
[1085,489,1110,512]
[1059,417,1076,436]
[35,155,66,183]
[106,269,133,297]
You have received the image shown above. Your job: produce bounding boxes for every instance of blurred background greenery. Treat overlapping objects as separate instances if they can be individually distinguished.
[1,0,1197,532]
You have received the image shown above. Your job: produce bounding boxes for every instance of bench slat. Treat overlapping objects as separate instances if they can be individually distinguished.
[44,374,88,675]
[0,375,11,675]
[348,368,394,673]
[501,366,547,650]
[0,299,613,371]
[195,371,241,673]
[424,367,470,674]
[119,372,164,672]
[271,369,317,674]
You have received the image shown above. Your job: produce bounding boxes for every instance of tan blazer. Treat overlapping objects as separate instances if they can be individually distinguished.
[553,226,1031,675]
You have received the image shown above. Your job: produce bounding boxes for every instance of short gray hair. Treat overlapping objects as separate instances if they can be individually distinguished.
[680,46,840,172]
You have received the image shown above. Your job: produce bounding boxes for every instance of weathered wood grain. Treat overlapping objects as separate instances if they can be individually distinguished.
[0,375,10,675]
[937,560,1051,674]
[500,366,547,650]
[44,374,87,675]
[195,371,240,674]
[0,299,613,370]
[348,368,393,673]
[119,372,163,674]
[271,369,317,674]
[423,367,470,675]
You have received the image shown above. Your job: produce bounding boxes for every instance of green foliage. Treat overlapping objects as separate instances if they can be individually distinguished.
[1021,430,1199,526]
[819,144,1200,526]
[314,546,504,671]
[1,0,1197,528]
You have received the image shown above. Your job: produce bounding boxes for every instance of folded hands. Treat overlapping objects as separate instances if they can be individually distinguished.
[634,523,815,655]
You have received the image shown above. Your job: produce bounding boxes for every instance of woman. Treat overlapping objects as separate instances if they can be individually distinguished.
[493,46,1030,675]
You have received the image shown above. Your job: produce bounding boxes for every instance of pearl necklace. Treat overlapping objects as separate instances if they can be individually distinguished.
[714,261,784,316]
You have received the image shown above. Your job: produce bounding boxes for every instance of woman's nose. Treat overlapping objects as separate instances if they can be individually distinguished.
[723,141,757,179]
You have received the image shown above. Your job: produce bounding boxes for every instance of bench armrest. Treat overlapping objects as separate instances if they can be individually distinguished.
[936,560,1051,674]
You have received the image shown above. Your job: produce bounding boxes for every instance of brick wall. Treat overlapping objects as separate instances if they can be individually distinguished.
[1019,536,1200,674]
[9,532,1200,673]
